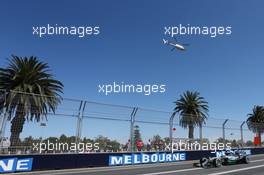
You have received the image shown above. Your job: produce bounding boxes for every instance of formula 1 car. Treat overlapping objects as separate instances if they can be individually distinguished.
[221,150,249,165]
[194,150,250,168]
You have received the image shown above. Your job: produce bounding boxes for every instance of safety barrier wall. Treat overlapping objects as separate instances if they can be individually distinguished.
[0,147,263,172]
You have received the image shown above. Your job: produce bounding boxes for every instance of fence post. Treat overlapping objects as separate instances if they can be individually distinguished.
[0,113,8,142]
[0,90,8,147]
[79,101,86,142]
[240,121,245,147]
[130,107,138,153]
[169,112,176,148]
[75,100,85,152]
[0,117,5,141]
[199,123,203,148]
[222,119,229,148]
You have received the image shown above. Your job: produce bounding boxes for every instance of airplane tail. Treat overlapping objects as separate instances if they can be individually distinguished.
[163,39,168,44]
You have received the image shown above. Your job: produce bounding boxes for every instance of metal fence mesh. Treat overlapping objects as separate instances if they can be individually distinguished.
[0,90,262,154]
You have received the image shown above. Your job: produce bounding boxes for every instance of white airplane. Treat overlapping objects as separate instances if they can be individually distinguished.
[163,38,189,51]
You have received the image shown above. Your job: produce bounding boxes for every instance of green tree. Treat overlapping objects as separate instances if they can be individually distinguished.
[94,135,120,152]
[163,137,171,145]
[134,125,142,145]
[151,135,164,151]
[59,134,68,143]
[247,105,264,146]
[231,140,239,148]
[82,137,94,144]
[246,140,254,147]
[109,140,121,152]
[173,91,208,139]
[0,56,63,147]
[22,136,34,146]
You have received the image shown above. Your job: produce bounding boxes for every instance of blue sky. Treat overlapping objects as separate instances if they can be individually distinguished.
[0,0,264,141]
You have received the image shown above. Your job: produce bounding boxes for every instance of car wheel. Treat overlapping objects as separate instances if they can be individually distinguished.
[200,157,209,168]
[222,158,228,165]
[242,156,249,164]
[213,158,222,167]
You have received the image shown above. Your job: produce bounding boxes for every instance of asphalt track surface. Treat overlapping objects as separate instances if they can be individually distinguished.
[16,154,264,175]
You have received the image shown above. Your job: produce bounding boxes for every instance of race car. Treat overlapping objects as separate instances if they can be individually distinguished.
[221,150,249,165]
[194,150,250,168]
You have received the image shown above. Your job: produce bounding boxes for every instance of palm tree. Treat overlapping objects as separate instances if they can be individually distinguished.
[0,55,63,147]
[246,105,264,146]
[173,91,208,139]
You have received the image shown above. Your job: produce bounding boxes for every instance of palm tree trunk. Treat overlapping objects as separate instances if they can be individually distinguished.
[10,106,26,148]
[188,125,194,139]
[258,131,262,146]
